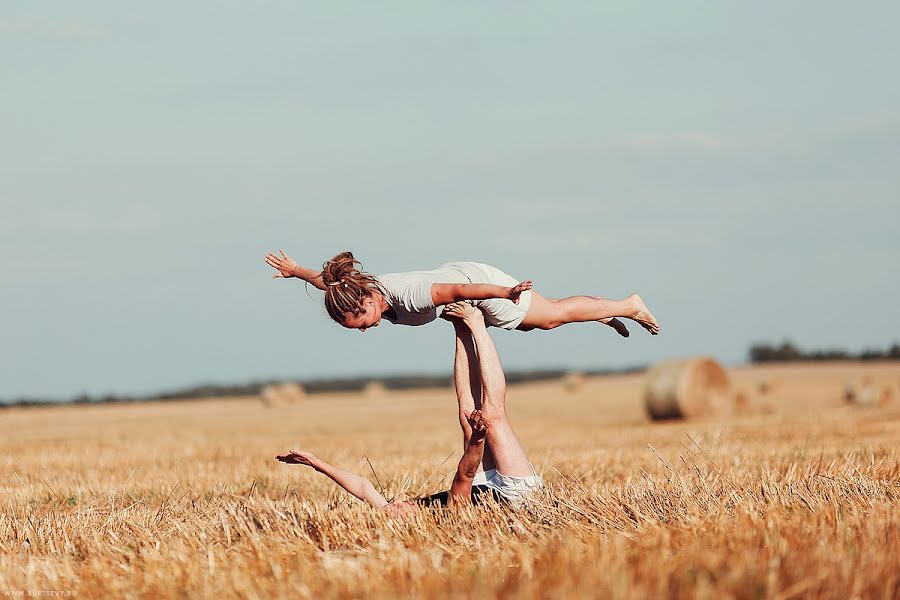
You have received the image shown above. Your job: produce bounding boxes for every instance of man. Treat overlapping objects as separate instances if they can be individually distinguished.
[275,302,543,512]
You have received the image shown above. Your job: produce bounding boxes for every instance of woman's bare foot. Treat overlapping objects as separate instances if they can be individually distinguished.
[442,302,485,327]
[599,317,630,338]
[628,294,660,335]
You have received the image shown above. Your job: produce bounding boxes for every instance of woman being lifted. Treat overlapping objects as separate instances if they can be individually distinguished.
[265,250,659,337]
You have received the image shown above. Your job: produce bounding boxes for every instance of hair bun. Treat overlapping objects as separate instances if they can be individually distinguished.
[321,251,385,324]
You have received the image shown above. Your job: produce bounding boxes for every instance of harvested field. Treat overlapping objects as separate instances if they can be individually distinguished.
[2,362,900,599]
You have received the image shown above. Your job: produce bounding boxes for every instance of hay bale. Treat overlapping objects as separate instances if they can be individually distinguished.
[757,377,779,395]
[363,381,387,398]
[843,382,892,407]
[561,372,587,393]
[260,385,280,407]
[259,382,305,407]
[733,389,751,413]
[281,382,305,403]
[643,357,731,420]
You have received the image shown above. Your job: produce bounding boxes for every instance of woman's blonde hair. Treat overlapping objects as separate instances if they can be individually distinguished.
[322,252,385,324]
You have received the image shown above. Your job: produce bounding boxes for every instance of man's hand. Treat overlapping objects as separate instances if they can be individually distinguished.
[276,448,318,468]
[265,249,300,279]
[465,409,487,444]
[507,280,532,304]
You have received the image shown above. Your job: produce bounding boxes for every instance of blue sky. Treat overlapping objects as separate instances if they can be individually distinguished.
[2,3,898,399]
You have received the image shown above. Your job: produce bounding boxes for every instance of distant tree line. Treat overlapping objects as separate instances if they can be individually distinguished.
[0,366,645,408]
[749,341,900,363]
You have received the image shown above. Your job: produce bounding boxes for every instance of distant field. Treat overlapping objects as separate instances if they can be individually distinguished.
[2,362,899,599]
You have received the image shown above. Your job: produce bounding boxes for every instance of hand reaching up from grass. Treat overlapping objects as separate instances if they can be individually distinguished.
[276,449,390,508]
[276,449,318,468]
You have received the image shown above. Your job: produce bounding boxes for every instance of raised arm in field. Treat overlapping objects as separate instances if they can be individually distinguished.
[275,449,388,508]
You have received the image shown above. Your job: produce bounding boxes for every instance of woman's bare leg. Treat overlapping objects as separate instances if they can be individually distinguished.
[519,291,660,335]
[444,303,532,477]
[449,319,496,472]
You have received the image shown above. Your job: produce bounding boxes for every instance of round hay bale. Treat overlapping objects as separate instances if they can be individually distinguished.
[280,382,306,403]
[561,372,587,393]
[643,357,731,420]
[844,383,891,407]
[757,377,779,395]
[260,384,281,407]
[733,389,750,413]
[363,381,387,398]
[259,382,305,407]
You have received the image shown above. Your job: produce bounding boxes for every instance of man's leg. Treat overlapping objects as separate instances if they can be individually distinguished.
[444,303,532,477]
[451,319,496,472]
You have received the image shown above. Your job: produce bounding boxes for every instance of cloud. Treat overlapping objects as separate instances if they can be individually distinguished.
[0,202,161,236]
[0,18,100,42]
[620,131,728,152]
[486,218,721,258]
[616,113,900,158]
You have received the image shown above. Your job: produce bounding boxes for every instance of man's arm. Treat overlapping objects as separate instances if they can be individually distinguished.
[265,250,327,291]
[276,450,388,508]
[431,281,532,306]
[448,411,487,503]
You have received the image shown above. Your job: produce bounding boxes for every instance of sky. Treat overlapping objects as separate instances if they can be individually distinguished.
[2,2,899,400]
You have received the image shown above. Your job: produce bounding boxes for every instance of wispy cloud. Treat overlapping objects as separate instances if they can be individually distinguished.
[0,202,161,236]
[616,114,900,157]
[622,131,728,152]
[0,18,100,42]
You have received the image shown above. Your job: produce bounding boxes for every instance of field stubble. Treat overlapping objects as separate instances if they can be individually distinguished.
[2,362,900,599]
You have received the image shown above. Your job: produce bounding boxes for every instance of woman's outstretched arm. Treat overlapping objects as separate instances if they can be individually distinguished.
[265,250,327,291]
[431,281,532,306]
[276,449,388,508]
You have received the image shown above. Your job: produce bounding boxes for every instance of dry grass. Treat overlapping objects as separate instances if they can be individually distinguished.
[2,362,900,599]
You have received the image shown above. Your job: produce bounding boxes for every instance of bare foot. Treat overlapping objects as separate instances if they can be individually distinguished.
[442,302,485,327]
[599,317,630,338]
[628,294,660,335]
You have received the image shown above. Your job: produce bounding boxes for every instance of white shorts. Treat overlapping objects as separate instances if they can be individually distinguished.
[471,466,543,506]
[440,262,533,330]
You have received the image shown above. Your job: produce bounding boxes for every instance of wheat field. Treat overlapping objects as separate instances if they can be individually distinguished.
[2,362,899,599]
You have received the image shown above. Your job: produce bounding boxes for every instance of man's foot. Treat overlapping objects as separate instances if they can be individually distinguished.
[628,294,660,335]
[599,317,630,338]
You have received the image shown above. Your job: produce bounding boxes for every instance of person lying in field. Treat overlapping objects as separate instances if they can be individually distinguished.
[276,302,543,514]
[265,250,659,337]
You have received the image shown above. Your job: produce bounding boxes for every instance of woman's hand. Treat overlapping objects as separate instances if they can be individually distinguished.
[507,280,533,304]
[276,449,318,468]
[265,250,300,279]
